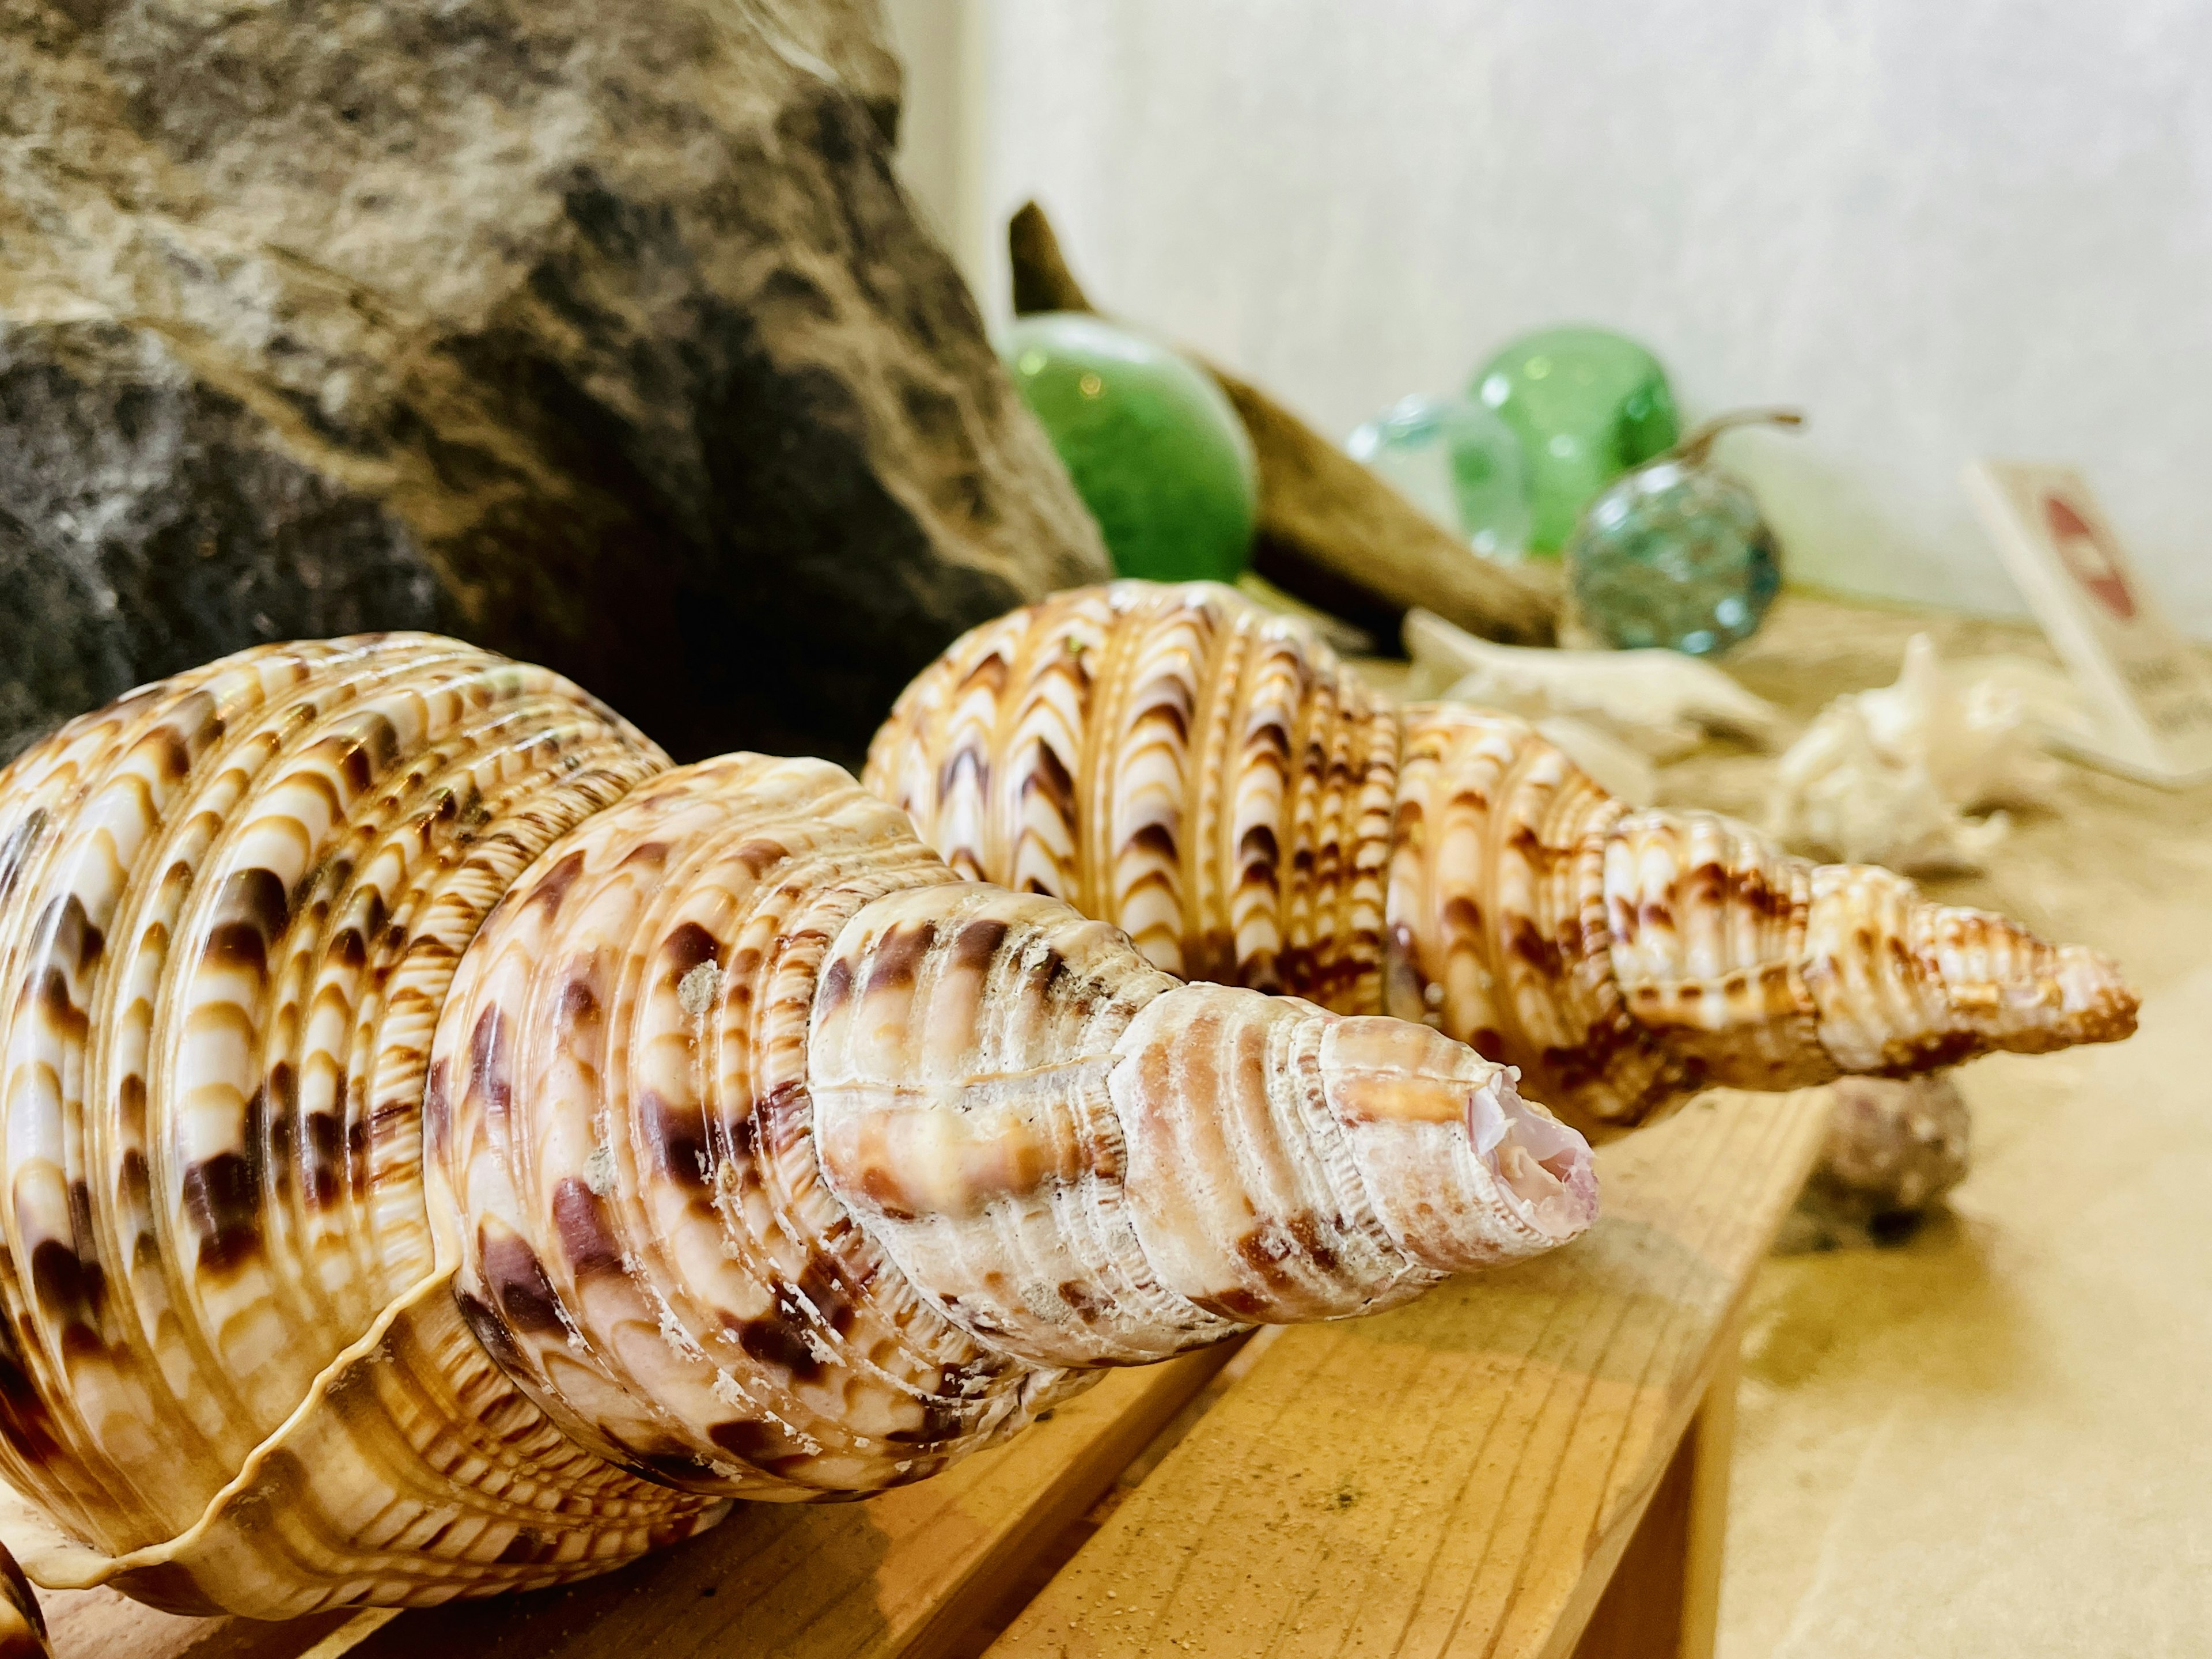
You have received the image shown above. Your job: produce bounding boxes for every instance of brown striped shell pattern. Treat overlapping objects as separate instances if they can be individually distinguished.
[864,581,2139,1139]
[0,635,1594,1620]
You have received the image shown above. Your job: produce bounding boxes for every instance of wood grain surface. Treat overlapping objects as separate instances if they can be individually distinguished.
[986,1089,1831,1659]
[1569,1318,1740,1659]
[34,1346,1236,1659]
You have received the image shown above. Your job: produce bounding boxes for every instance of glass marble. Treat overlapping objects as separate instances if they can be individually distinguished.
[1564,413,1796,656]
[1001,312,1256,584]
[1346,394,1532,561]
[1471,327,1680,555]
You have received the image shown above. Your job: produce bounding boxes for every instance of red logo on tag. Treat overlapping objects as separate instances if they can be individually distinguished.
[2044,493,2137,622]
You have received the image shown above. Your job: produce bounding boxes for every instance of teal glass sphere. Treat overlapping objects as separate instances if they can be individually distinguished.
[1471,327,1680,556]
[1002,313,1257,584]
[1565,414,1796,656]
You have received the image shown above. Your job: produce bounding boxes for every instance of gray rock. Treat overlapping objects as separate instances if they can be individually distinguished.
[0,321,444,760]
[0,0,1105,766]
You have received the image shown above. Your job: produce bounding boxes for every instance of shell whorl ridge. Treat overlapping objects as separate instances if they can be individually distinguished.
[0,637,707,1614]
[0,636,1592,1618]
[863,581,2139,1136]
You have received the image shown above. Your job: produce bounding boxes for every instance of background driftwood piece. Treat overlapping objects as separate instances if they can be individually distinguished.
[1008,202,1557,647]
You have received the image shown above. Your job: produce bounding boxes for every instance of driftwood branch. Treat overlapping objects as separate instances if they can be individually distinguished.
[1007,202,1556,647]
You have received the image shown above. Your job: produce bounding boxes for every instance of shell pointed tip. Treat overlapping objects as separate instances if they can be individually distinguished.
[2056,944,2139,1045]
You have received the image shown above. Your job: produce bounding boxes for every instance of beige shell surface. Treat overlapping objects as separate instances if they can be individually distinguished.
[813,895,1593,1369]
[868,581,2139,1136]
[0,635,722,1615]
[428,754,1064,1499]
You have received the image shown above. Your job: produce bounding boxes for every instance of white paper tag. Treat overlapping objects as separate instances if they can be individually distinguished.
[1965,461,2212,786]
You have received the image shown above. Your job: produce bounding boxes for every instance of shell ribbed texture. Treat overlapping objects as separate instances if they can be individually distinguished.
[866,582,2138,1135]
[0,634,1595,1618]
[427,754,1056,1499]
[0,637,722,1613]
[809,884,1244,1370]
[864,584,1398,1012]
[814,899,1590,1370]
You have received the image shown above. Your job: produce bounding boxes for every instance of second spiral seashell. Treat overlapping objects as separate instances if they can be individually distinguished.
[865,581,2139,1137]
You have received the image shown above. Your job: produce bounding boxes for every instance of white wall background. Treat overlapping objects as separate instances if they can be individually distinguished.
[895,0,2212,634]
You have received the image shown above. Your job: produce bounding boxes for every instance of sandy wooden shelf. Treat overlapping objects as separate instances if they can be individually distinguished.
[28,1086,1826,1659]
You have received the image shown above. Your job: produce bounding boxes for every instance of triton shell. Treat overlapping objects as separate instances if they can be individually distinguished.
[865,581,2138,1136]
[0,637,1592,1618]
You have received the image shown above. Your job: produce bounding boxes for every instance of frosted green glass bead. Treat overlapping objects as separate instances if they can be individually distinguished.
[1001,313,1256,584]
[1471,327,1680,556]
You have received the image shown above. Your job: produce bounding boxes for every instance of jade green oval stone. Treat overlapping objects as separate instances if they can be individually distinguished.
[1566,457,1780,656]
[1002,313,1256,584]
[1471,327,1680,556]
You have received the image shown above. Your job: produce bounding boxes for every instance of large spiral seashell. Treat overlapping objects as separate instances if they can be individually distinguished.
[865,582,2139,1137]
[0,635,1593,1618]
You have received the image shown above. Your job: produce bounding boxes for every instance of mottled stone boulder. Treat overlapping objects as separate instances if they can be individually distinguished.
[0,0,1106,764]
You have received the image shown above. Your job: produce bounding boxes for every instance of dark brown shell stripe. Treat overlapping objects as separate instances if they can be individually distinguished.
[863,581,1398,1016]
[0,635,727,1609]
[868,581,2138,1138]
[428,755,1056,1499]
[1604,808,1824,1089]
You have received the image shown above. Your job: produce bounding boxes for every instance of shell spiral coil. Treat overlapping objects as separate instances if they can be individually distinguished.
[0,636,1593,1618]
[865,582,2138,1136]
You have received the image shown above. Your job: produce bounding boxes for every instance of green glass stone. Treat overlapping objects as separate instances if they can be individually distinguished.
[1471,327,1680,556]
[1565,411,1798,656]
[1002,313,1257,584]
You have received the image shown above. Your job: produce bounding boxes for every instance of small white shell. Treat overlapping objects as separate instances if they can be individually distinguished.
[1767,634,2063,873]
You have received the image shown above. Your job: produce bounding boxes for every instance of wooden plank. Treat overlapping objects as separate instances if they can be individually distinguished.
[25,1590,357,1659]
[1569,1318,1742,1659]
[985,1088,1831,1659]
[38,1344,1234,1659]
[1676,1332,1739,1659]
[932,1330,1297,1659]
